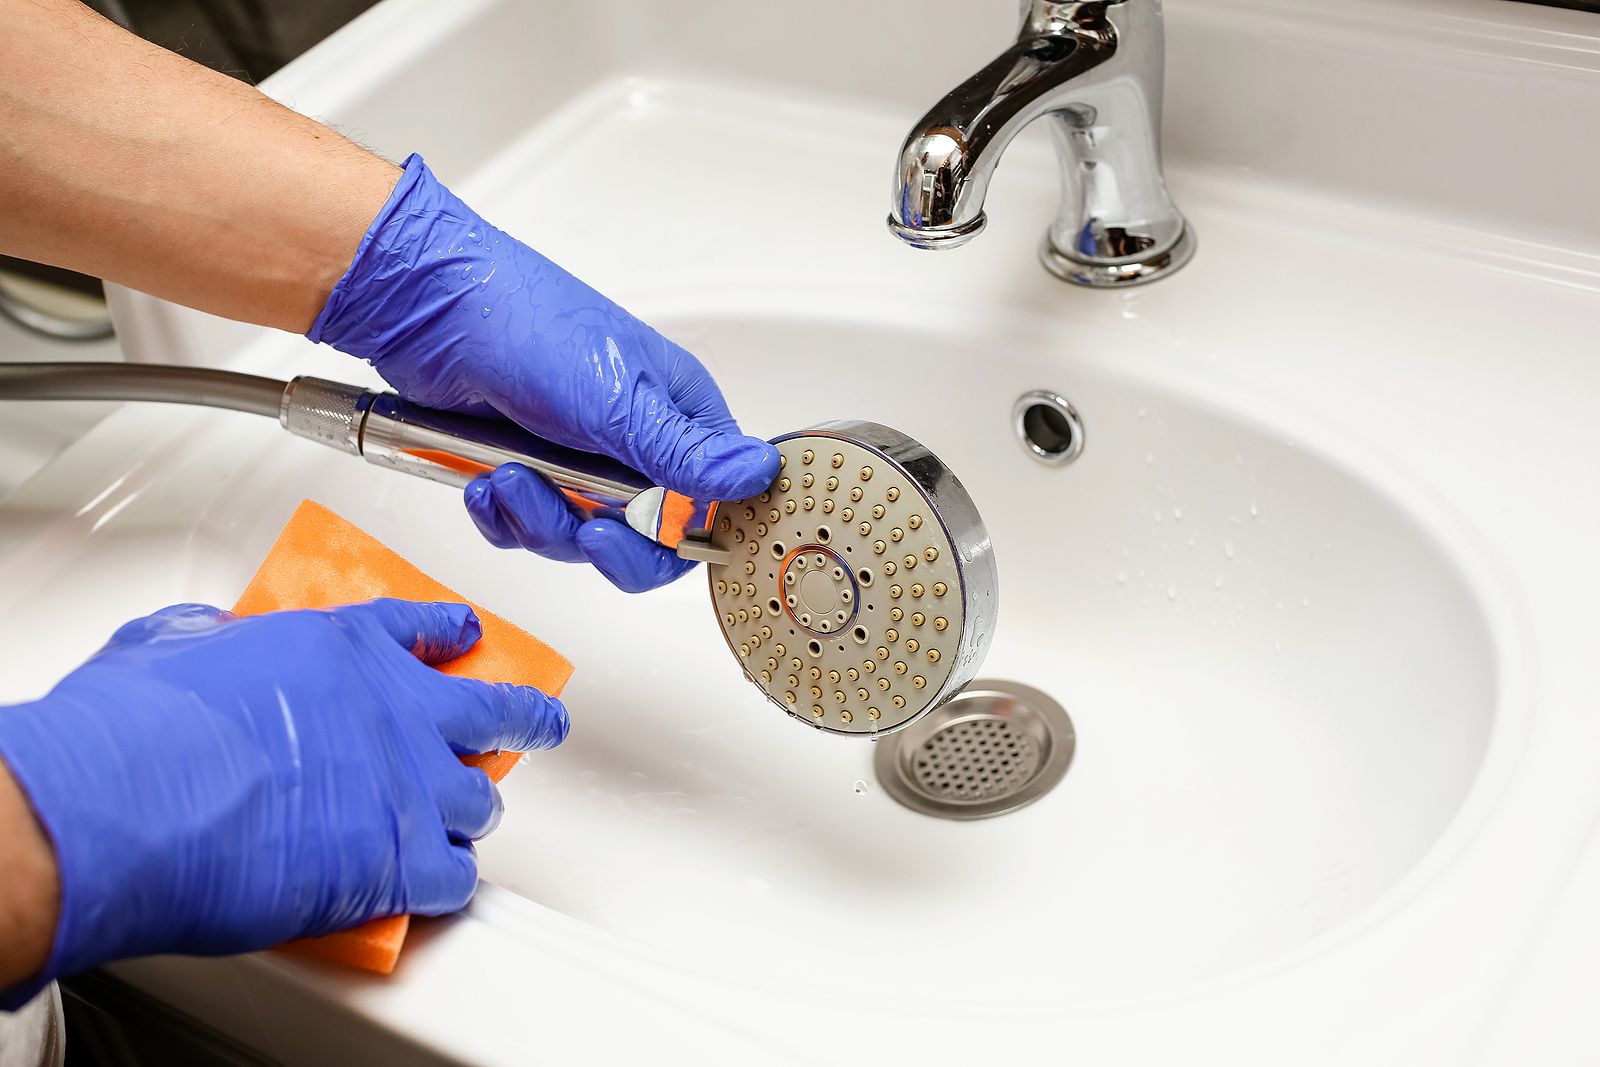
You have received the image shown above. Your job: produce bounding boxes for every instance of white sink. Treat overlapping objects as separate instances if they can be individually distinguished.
[477,309,1495,1003]
[2,0,1598,1062]
[0,312,118,499]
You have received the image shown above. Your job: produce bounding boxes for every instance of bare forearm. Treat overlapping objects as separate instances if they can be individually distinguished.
[0,757,58,991]
[0,0,399,331]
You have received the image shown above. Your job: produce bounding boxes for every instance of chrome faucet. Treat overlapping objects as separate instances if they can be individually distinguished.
[887,0,1194,287]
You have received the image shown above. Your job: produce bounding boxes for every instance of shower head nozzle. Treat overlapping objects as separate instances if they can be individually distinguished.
[706,421,997,738]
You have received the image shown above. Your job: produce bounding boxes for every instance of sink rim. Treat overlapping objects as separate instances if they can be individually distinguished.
[45,2,1590,1045]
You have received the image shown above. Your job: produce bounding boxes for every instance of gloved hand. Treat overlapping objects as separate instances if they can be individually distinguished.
[0,600,567,1007]
[308,154,781,592]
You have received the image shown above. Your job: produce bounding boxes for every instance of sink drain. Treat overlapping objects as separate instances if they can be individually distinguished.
[873,679,1074,820]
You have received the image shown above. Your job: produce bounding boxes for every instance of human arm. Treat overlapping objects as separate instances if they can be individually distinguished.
[0,0,396,331]
[0,761,58,992]
[0,0,779,589]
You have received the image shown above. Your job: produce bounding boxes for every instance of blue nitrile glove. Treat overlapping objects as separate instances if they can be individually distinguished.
[0,600,567,1007]
[308,154,781,593]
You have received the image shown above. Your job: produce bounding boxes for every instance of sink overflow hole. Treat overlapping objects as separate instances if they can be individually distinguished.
[1013,390,1084,466]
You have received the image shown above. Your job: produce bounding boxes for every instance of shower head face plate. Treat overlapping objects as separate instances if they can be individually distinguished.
[706,422,997,738]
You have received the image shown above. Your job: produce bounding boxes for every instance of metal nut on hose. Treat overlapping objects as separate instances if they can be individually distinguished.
[280,376,368,456]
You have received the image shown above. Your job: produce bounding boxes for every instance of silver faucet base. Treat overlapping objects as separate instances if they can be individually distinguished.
[1038,223,1196,288]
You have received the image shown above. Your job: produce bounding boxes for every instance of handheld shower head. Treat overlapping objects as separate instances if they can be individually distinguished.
[0,363,998,736]
[705,422,997,737]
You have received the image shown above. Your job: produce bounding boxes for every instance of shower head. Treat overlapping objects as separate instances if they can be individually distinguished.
[0,364,998,736]
[704,421,997,737]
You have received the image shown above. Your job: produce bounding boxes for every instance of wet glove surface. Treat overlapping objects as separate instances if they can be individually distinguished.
[309,154,780,591]
[0,599,567,1006]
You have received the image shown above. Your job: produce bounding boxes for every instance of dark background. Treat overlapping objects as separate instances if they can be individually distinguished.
[91,0,381,84]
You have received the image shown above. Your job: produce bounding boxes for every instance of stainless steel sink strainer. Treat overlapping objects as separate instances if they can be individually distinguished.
[873,680,1075,819]
[0,364,998,738]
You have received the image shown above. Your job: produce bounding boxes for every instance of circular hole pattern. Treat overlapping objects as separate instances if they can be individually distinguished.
[909,718,1039,801]
[708,434,969,732]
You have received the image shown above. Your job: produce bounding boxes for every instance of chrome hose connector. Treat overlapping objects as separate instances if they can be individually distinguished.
[280,376,369,456]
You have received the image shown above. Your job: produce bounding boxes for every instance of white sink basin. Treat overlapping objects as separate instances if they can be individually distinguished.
[3,0,1598,1062]
[0,312,118,499]
[475,310,1495,1002]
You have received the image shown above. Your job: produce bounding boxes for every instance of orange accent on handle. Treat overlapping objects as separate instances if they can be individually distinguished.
[657,491,699,548]
[402,450,609,522]
[557,487,602,521]
[232,500,574,974]
[400,449,495,479]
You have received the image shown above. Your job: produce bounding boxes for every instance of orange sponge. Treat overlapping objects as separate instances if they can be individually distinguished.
[232,500,573,973]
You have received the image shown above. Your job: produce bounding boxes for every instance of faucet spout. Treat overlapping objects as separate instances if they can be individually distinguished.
[888,27,1115,249]
[887,0,1194,287]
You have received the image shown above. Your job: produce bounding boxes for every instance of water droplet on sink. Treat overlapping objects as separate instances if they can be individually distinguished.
[1249,500,1260,518]
[1137,405,1148,419]
[1301,596,1311,607]
[1224,541,1236,560]
[853,780,868,796]
[1166,582,1178,601]
[1172,506,1184,521]
[1115,569,1127,584]
[1144,453,1155,465]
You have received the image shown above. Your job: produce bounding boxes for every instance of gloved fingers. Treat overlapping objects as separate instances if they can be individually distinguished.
[432,676,570,755]
[98,603,236,654]
[620,399,781,504]
[464,476,518,548]
[662,342,743,430]
[435,766,504,843]
[408,842,480,917]
[463,464,587,563]
[334,598,482,665]
[575,519,697,593]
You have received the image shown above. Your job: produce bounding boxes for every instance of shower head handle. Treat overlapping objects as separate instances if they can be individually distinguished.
[280,375,725,560]
[1,362,998,738]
